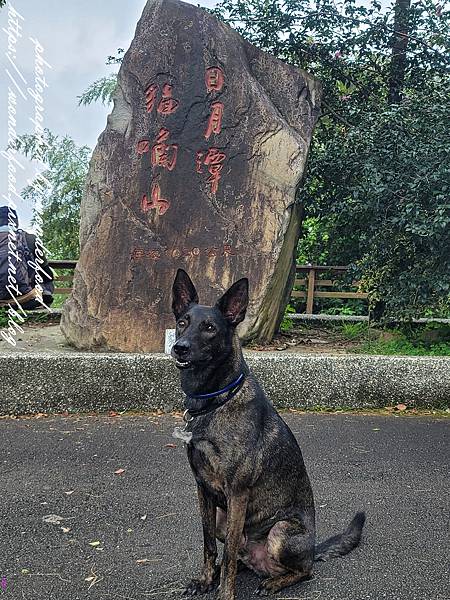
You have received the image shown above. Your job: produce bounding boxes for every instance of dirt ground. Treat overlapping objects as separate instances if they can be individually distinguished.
[0,321,75,354]
[247,326,359,354]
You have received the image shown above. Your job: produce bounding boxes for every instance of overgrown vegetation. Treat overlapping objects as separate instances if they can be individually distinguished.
[77,49,124,106]
[355,337,450,356]
[280,304,296,332]
[280,320,450,356]
[214,0,450,320]
[12,130,91,259]
[338,322,368,340]
[336,321,450,355]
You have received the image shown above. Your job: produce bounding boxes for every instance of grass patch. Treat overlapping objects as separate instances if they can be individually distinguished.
[353,338,450,356]
[292,321,450,356]
[351,323,450,356]
[338,322,368,340]
[51,294,67,309]
[0,294,68,329]
[280,304,296,332]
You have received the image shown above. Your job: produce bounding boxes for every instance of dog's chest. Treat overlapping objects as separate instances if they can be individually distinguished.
[187,438,227,495]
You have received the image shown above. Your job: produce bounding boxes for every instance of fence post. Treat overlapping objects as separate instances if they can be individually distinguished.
[306,267,316,314]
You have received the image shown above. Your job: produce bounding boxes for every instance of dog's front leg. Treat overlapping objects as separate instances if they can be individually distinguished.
[184,484,219,596]
[218,492,249,600]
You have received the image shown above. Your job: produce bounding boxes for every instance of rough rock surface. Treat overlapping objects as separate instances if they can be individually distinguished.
[61,0,321,352]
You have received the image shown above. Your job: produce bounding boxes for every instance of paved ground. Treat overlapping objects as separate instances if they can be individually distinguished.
[0,413,448,600]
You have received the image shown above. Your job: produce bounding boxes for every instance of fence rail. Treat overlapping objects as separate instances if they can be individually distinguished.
[291,265,368,315]
[49,260,77,295]
[49,261,368,317]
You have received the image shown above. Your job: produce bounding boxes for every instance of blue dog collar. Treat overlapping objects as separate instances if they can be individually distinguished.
[188,373,245,400]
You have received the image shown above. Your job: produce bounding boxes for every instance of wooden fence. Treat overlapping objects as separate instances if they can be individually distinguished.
[49,260,77,294]
[49,261,368,316]
[291,265,368,314]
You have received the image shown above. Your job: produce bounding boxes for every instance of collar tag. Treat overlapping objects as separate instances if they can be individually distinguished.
[173,426,193,444]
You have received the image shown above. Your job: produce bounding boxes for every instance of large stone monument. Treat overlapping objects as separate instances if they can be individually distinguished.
[61,0,321,352]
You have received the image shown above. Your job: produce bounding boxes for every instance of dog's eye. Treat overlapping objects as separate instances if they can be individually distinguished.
[177,320,186,328]
[205,323,215,333]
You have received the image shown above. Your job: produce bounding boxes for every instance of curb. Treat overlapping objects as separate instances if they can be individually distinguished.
[1,352,449,414]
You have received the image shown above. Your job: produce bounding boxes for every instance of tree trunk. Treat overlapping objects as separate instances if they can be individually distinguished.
[388,0,411,104]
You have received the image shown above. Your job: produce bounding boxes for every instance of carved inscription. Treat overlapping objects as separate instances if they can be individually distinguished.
[131,243,237,261]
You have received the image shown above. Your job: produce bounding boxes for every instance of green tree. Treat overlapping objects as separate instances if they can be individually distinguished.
[11,49,124,260]
[13,129,91,259]
[78,49,124,106]
[214,0,450,318]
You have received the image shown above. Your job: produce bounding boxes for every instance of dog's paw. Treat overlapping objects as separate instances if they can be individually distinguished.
[255,579,274,596]
[183,577,219,596]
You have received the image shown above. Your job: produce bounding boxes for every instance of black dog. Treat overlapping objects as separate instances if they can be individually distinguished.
[171,269,365,600]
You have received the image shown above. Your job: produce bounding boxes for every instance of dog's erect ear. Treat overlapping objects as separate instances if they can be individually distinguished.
[216,278,249,326]
[172,269,199,319]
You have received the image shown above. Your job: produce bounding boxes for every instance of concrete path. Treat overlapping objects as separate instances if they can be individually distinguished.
[0,413,448,600]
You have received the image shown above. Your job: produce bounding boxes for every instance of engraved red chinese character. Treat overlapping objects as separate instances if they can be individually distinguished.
[157,83,179,115]
[141,193,150,213]
[196,148,226,194]
[131,248,145,260]
[204,102,224,140]
[147,249,161,260]
[140,182,170,216]
[203,148,226,194]
[206,247,219,258]
[151,127,178,171]
[145,84,158,113]
[205,67,224,93]
[136,140,150,155]
[222,244,236,256]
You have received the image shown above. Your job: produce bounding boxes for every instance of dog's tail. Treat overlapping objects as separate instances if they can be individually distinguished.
[314,512,366,562]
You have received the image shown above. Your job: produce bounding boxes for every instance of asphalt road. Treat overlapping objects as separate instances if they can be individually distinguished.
[0,413,448,600]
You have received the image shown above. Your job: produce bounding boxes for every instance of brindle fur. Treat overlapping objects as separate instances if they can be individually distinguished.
[171,270,365,599]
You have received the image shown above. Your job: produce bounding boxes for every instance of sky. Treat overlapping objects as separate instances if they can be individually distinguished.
[0,0,217,229]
